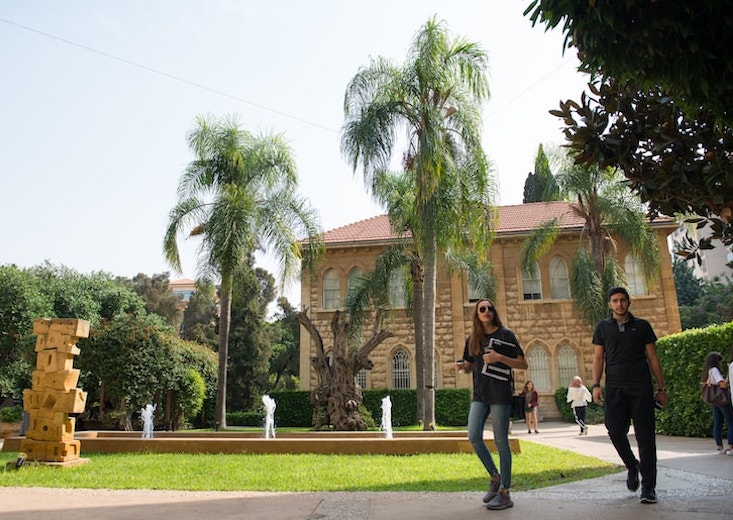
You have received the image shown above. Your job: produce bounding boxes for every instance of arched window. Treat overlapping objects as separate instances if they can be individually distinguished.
[322,269,341,309]
[625,254,646,296]
[355,368,367,389]
[391,350,411,389]
[347,268,363,301]
[557,343,579,387]
[522,262,542,300]
[389,270,407,307]
[468,272,482,302]
[527,346,550,392]
[549,256,570,299]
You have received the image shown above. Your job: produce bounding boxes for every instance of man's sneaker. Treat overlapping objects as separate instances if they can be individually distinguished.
[486,489,513,510]
[626,463,640,491]
[640,487,657,504]
[482,474,501,504]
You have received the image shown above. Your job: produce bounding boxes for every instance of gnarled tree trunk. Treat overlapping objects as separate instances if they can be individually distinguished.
[297,308,393,430]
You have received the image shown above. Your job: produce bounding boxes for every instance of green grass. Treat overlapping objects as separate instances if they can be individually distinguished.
[0,442,619,492]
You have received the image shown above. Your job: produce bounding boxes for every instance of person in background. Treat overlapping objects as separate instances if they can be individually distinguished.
[591,287,667,505]
[456,299,527,511]
[566,376,593,435]
[701,351,733,455]
[522,380,539,434]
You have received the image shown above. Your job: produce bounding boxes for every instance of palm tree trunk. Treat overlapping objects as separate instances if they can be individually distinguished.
[216,275,233,429]
[411,259,425,424]
[423,233,437,430]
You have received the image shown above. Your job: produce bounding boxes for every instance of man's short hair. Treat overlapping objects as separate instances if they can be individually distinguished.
[607,286,630,301]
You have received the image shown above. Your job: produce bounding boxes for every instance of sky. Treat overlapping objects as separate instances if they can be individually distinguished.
[0,1,591,307]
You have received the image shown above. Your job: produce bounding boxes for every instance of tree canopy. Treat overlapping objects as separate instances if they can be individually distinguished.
[524,1,733,122]
[524,2,733,262]
[341,17,495,428]
[164,113,323,428]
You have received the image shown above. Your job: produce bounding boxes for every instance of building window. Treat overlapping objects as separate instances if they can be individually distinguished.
[347,268,363,302]
[355,368,367,389]
[391,350,411,389]
[522,262,542,300]
[527,346,550,392]
[557,343,579,387]
[389,270,407,307]
[625,254,646,296]
[322,269,341,309]
[549,256,570,299]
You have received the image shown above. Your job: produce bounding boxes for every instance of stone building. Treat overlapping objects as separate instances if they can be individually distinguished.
[298,201,681,418]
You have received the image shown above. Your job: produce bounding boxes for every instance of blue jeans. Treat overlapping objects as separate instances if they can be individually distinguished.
[467,400,512,489]
[712,403,733,448]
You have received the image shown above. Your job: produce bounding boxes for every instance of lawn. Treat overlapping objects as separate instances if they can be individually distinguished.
[0,441,618,492]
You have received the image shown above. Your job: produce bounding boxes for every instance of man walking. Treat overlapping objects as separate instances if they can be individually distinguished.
[591,287,668,504]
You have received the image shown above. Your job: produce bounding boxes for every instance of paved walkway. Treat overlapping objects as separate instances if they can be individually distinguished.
[1,421,731,519]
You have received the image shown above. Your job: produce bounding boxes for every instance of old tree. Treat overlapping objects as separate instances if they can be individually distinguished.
[297,308,393,430]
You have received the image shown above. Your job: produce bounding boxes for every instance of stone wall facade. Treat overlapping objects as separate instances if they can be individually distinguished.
[299,226,681,419]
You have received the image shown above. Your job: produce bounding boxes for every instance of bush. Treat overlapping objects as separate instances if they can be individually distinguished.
[226,411,264,427]
[655,322,733,437]
[0,405,22,422]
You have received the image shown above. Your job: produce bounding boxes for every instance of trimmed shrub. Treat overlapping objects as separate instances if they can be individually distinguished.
[655,322,733,437]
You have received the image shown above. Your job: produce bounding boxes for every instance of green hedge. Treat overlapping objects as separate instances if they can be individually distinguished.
[655,322,733,437]
[227,388,472,429]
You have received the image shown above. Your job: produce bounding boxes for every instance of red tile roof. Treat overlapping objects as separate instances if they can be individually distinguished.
[319,202,584,245]
[316,201,676,246]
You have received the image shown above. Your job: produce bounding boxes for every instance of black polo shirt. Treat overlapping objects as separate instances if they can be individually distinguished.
[592,312,658,388]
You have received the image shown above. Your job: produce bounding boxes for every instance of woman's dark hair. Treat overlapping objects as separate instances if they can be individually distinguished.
[469,299,504,356]
[701,351,723,382]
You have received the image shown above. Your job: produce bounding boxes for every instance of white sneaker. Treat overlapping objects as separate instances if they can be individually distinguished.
[725,448,733,456]
[584,426,589,436]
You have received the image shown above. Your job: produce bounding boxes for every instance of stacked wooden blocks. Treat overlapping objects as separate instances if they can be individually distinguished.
[21,318,90,464]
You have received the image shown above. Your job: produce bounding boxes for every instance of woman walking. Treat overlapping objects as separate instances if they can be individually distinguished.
[701,351,733,455]
[566,376,593,435]
[456,299,527,510]
[522,381,539,434]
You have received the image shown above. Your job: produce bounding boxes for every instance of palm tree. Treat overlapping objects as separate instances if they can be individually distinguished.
[164,114,322,428]
[341,17,496,428]
[520,156,660,326]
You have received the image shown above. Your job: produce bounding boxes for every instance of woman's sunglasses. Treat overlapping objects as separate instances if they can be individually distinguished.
[478,305,494,313]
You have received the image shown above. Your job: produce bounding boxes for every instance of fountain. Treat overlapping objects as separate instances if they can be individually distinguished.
[380,395,393,439]
[141,404,155,439]
[262,395,276,439]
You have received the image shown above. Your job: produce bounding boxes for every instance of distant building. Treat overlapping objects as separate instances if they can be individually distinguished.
[169,278,196,309]
[299,201,681,419]
[668,225,733,281]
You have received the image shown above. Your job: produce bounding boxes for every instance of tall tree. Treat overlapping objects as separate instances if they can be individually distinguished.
[226,263,275,412]
[520,159,661,326]
[524,2,733,261]
[180,279,219,348]
[524,1,733,123]
[341,17,495,428]
[523,144,560,203]
[268,297,301,391]
[131,272,184,331]
[164,114,323,428]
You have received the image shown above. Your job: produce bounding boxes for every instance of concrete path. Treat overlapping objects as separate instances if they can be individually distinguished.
[1,421,731,519]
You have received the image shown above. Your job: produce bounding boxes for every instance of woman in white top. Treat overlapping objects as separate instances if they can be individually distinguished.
[701,351,733,454]
[566,376,593,435]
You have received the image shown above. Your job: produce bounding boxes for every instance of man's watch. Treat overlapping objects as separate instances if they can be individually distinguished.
[592,383,601,389]
[657,387,667,393]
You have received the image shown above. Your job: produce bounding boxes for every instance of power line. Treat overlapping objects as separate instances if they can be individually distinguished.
[0,16,338,133]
